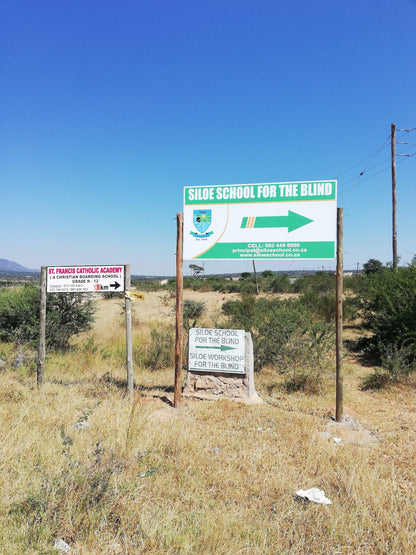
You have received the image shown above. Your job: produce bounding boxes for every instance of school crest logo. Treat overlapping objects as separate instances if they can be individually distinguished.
[191,210,213,238]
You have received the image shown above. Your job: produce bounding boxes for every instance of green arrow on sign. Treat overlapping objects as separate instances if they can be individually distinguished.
[195,344,236,352]
[241,211,313,232]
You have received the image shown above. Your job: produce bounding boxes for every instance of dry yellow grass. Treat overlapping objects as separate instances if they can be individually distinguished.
[1,291,416,553]
[87,290,239,344]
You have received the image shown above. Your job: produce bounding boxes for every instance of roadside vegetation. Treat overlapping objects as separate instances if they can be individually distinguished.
[1,259,416,553]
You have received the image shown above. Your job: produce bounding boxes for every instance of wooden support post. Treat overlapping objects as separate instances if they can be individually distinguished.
[335,208,344,422]
[252,260,259,295]
[37,266,47,387]
[174,212,184,408]
[125,264,134,393]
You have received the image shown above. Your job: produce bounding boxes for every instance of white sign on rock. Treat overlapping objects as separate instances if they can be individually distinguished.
[47,265,125,293]
[188,328,245,374]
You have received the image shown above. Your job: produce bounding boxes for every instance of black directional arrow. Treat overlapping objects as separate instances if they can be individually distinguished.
[110,281,121,290]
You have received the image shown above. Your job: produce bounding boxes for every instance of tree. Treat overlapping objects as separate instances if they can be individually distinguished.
[362,259,383,275]
[261,270,275,278]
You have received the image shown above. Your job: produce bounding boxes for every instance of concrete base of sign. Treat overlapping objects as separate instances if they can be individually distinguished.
[183,332,262,404]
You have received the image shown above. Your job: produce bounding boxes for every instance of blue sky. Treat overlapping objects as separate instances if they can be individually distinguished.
[1,0,415,276]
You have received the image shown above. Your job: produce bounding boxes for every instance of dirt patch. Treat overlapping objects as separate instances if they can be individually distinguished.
[321,412,379,447]
[147,406,179,422]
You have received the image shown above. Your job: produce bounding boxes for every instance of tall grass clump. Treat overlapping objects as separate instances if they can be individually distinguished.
[136,324,175,370]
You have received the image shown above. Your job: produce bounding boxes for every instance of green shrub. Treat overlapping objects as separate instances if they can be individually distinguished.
[183,277,203,291]
[0,285,95,351]
[261,270,275,279]
[344,273,365,295]
[45,293,96,351]
[266,273,291,293]
[300,291,335,323]
[130,279,164,291]
[256,271,293,294]
[224,280,241,293]
[222,296,334,373]
[183,272,293,295]
[360,264,416,376]
[0,285,39,344]
[293,271,335,294]
[183,299,206,334]
[239,281,257,295]
[299,290,360,323]
[343,295,361,321]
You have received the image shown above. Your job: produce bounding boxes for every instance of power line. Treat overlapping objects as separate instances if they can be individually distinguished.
[338,154,393,191]
[339,164,390,194]
[397,128,416,133]
[397,142,416,156]
[334,134,390,179]
[339,149,416,194]
[337,126,415,195]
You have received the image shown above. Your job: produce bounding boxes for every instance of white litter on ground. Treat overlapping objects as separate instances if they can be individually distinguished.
[73,420,90,430]
[295,487,332,505]
[54,538,71,552]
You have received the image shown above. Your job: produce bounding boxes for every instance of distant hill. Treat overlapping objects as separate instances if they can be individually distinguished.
[0,259,32,273]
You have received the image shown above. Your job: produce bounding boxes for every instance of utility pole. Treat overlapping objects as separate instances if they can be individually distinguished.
[335,208,344,422]
[391,122,398,269]
[174,212,184,408]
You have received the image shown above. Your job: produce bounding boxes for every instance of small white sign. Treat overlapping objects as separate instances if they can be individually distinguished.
[188,328,245,374]
[47,265,125,293]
